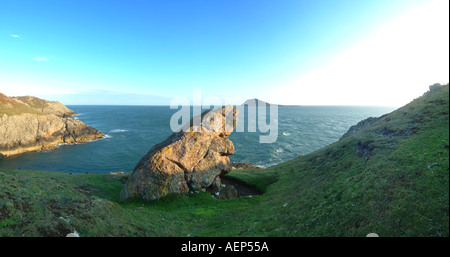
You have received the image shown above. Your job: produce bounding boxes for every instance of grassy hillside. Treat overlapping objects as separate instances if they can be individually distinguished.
[0,93,75,117]
[0,93,44,116]
[0,85,448,237]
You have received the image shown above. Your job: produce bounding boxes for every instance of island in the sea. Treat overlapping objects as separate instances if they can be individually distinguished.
[241,98,276,106]
[0,93,104,158]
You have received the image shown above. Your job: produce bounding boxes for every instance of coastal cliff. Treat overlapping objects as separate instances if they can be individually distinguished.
[0,93,104,158]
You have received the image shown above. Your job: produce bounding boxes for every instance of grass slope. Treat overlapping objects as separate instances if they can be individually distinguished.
[0,85,448,237]
[0,93,44,116]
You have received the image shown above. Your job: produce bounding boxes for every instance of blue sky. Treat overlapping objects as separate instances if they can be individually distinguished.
[0,0,448,105]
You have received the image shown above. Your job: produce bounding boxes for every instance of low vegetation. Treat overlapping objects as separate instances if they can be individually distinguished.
[0,93,44,116]
[0,85,448,236]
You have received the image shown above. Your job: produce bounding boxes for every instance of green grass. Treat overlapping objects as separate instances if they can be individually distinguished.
[0,94,45,116]
[0,85,448,237]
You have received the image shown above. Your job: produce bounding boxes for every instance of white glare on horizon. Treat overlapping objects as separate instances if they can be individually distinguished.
[0,0,448,106]
[266,0,449,106]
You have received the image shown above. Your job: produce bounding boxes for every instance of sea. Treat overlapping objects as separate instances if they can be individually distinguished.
[0,105,396,173]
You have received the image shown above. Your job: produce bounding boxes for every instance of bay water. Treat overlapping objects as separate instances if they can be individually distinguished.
[0,105,395,173]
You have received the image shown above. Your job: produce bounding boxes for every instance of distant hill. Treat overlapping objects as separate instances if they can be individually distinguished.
[241,98,276,106]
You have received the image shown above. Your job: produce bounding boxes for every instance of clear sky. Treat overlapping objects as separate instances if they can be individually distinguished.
[0,0,448,106]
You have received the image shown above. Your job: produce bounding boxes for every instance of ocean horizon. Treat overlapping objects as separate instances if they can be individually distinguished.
[0,105,396,173]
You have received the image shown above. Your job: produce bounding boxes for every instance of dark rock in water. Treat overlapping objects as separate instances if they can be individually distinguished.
[231,162,263,170]
[120,105,239,201]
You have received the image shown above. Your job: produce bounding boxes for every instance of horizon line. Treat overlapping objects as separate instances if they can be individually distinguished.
[65,104,399,107]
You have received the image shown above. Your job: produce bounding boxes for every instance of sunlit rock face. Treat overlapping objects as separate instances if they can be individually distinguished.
[120,105,239,201]
[0,93,104,158]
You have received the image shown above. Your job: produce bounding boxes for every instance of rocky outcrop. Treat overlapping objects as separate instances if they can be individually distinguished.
[340,115,387,139]
[0,93,104,158]
[231,162,263,170]
[341,84,449,141]
[121,105,239,201]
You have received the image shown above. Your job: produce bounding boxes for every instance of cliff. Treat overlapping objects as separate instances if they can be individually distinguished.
[0,93,104,158]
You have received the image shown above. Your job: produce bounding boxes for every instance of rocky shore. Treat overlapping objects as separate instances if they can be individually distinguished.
[0,93,104,158]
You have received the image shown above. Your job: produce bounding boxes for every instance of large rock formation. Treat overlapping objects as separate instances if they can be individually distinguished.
[121,105,239,201]
[0,93,104,158]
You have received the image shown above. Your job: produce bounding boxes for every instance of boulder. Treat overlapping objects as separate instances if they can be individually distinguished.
[121,105,239,201]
